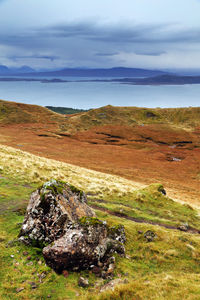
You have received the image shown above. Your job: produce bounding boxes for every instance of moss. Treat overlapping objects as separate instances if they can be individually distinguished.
[39,180,84,198]
[78,216,104,227]
[108,224,125,236]
[68,184,84,197]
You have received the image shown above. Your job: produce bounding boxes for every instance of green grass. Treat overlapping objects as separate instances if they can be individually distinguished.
[1,173,200,299]
[88,183,200,230]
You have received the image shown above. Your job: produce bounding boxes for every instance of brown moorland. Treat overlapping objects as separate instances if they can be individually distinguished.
[0,99,200,206]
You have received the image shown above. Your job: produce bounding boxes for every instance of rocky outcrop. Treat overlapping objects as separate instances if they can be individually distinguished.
[43,217,125,273]
[19,180,126,274]
[19,180,95,246]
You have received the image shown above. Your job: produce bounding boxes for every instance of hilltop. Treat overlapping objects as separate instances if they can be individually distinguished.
[0,99,65,125]
[62,104,200,132]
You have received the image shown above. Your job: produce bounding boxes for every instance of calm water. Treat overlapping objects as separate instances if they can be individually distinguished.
[0,78,200,109]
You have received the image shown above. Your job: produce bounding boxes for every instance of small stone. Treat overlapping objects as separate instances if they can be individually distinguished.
[92,266,101,276]
[16,287,24,293]
[10,255,14,258]
[38,260,42,265]
[47,295,51,299]
[178,223,189,232]
[101,271,107,279]
[78,277,89,288]
[138,230,143,234]
[144,230,157,242]
[97,261,103,267]
[23,251,28,256]
[27,256,31,260]
[26,261,33,266]
[107,263,115,274]
[28,282,37,289]
[62,270,69,278]
[108,256,115,264]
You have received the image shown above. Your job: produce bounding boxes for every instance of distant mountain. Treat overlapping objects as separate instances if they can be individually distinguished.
[0,65,35,75]
[115,74,200,85]
[0,65,10,73]
[16,67,169,78]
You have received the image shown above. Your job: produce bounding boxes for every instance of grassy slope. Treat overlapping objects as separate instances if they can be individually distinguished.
[1,99,200,129]
[0,99,65,124]
[63,105,200,133]
[1,145,200,299]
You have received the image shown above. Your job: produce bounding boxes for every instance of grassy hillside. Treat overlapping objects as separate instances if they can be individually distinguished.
[0,99,199,208]
[1,144,200,299]
[62,105,200,133]
[0,100,65,124]
[1,99,200,129]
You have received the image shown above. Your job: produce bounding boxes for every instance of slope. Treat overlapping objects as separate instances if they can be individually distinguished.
[1,145,200,299]
[0,100,200,207]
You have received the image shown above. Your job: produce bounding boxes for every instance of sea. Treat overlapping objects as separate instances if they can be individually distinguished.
[0,76,200,109]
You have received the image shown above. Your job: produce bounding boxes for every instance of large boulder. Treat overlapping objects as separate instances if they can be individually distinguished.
[43,217,125,273]
[19,180,95,246]
[19,180,126,274]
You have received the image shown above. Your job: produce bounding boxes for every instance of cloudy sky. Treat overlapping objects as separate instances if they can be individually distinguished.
[0,0,200,70]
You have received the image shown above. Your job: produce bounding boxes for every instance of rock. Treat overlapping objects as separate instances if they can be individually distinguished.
[107,263,115,274]
[23,251,28,256]
[178,223,189,232]
[16,287,24,293]
[144,230,157,242]
[28,282,37,289]
[19,180,95,246]
[43,217,125,273]
[100,278,128,293]
[62,270,69,278]
[38,271,47,282]
[19,180,126,274]
[27,256,31,260]
[91,266,102,276]
[78,276,89,288]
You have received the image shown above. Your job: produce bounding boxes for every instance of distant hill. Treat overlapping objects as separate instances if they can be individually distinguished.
[1,99,200,129]
[0,65,35,75]
[0,99,65,124]
[46,106,89,115]
[16,67,168,78]
[115,74,200,85]
[63,104,200,134]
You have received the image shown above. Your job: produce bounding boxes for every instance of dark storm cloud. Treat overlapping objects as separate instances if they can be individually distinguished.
[95,52,119,56]
[1,21,200,67]
[42,22,200,44]
[9,54,59,61]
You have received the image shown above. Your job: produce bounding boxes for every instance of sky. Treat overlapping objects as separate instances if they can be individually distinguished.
[0,0,200,70]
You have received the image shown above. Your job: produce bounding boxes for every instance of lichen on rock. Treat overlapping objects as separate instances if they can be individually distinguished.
[19,179,126,275]
[19,179,95,246]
